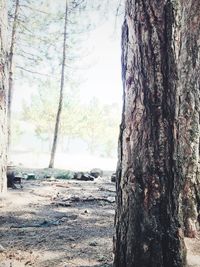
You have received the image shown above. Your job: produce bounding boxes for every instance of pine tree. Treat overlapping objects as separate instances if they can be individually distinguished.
[0,0,8,193]
[114,0,199,266]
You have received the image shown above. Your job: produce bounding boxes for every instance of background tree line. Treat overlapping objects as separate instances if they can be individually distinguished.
[7,0,123,165]
[0,0,199,266]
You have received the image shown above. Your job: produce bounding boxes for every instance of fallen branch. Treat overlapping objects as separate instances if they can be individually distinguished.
[57,196,115,204]
[83,197,115,204]
[10,219,60,229]
[51,201,72,207]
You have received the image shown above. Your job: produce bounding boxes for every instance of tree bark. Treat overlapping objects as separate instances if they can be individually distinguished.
[49,0,68,168]
[113,0,199,266]
[176,0,200,238]
[8,0,20,150]
[0,0,8,194]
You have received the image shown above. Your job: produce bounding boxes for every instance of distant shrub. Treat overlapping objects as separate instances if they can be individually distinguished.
[26,173,36,180]
[55,171,74,180]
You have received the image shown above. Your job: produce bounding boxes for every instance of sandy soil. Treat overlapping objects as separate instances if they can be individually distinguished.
[0,174,199,267]
[0,176,115,267]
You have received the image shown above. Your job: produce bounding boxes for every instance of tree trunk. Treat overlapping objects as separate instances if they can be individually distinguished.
[113,1,197,266]
[176,0,200,238]
[0,0,8,194]
[8,0,19,150]
[49,0,68,168]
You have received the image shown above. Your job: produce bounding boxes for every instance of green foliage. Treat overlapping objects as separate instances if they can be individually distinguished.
[22,86,120,156]
[80,98,120,156]
[9,0,122,157]
[55,170,74,180]
[22,80,58,140]
[26,173,36,180]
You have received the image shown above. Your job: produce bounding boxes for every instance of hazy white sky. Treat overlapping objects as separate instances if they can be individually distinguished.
[13,2,123,111]
[80,16,123,104]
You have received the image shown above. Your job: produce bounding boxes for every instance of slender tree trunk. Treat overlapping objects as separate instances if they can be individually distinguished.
[0,0,8,194]
[8,0,19,150]
[49,0,68,168]
[113,0,199,266]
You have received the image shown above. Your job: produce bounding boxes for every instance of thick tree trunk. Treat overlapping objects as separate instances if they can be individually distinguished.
[113,1,197,266]
[177,0,200,238]
[49,0,68,168]
[8,0,20,150]
[0,0,8,194]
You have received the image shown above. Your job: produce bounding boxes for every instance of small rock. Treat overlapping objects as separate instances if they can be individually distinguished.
[68,237,76,241]
[111,173,116,182]
[0,244,5,252]
[73,172,83,179]
[89,241,98,247]
[98,255,106,262]
[73,172,94,181]
[81,209,89,215]
[90,168,103,178]
[44,174,51,179]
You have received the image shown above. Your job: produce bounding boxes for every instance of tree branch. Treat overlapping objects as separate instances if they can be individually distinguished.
[16,66,51,77]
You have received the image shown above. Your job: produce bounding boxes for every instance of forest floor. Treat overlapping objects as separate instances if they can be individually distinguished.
[0,170,199,267]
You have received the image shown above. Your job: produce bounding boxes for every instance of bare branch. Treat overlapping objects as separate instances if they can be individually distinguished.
[16,66,51,77]
[19,4,50,15]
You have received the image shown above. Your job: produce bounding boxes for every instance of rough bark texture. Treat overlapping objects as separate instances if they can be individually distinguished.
[113,0,199,266]
[8,0,19,150]
[0,0,8,194]
[49,0,68,168]
[176,0,200,238]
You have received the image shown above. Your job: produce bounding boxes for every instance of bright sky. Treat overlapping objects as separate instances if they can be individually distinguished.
[80,17,123,104]
[13,2,123,111]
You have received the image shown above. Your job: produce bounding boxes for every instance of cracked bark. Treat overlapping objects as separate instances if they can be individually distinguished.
[113,0,199,266]
[0,0,8,194]
[176,0,200,238]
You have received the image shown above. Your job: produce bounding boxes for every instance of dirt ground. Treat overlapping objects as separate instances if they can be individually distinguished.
[0,171,199,267]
